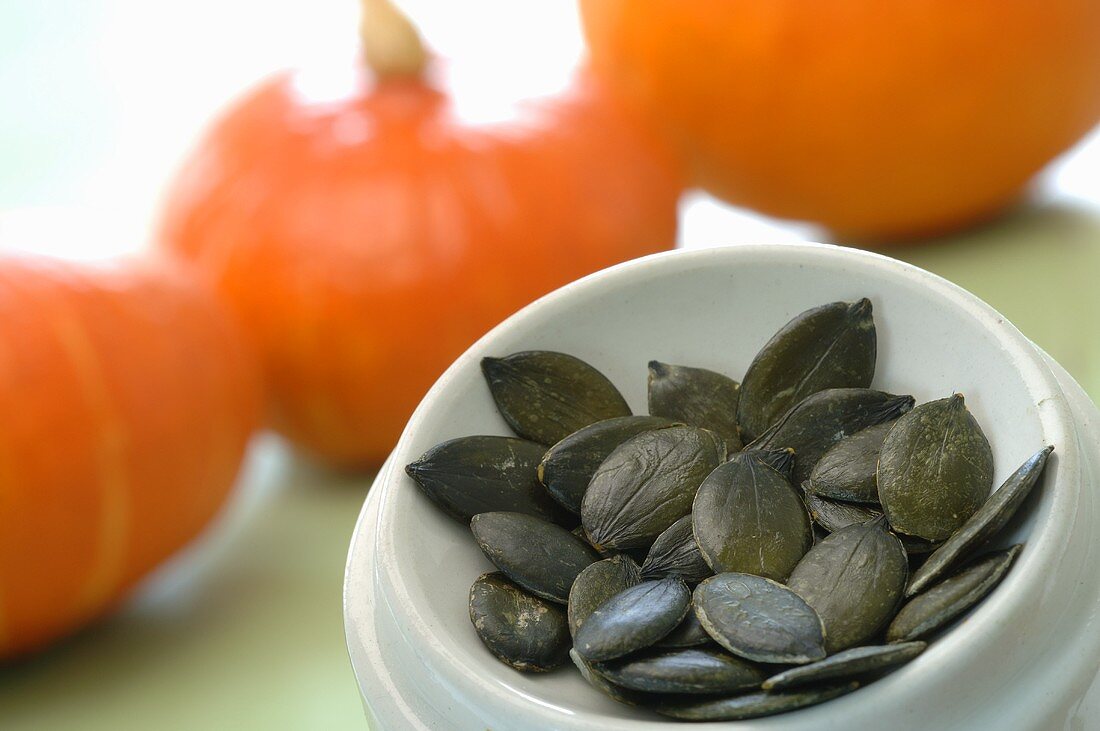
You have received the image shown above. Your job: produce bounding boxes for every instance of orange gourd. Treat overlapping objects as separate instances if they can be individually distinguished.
[580,0,1100,240]
[0,254,260,659]
[158,1,682,467]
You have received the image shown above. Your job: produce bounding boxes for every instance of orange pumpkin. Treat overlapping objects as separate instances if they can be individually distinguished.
[158,2,682,467]
[580,0,1100,240]
[0,254,260,659]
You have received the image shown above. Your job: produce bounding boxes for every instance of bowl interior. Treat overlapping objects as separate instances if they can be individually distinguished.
[372,244,1064,725]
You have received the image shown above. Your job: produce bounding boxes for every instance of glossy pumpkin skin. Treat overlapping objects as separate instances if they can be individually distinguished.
[158,66,682,467]
[0,256,260,659]
[580,0,1100,240]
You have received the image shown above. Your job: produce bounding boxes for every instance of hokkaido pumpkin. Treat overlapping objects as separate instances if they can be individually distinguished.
[580,0,1100,240]
[158,0,682,468]
[0,255,260,659]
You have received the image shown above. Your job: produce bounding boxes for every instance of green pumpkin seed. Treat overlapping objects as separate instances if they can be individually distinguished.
[481,351,631,445]
[573,577,691,662]
[762,641,927,691]
[471,512,599,604]
[807,421,895,503]
[887,545,1022,642]
[648,361,743,450]
[750,388,914,487]
[656,608,712,648]
[738,299,876,440]
[469,572,571,672]
[405,436,568,523]
[787,519,908,653]
[748,447,796,481]
[640,515,713,583]
[539,416,678,513]
[594,646,767,695]
[878,394,994,542]
[803,490,937,557]
[694,573,826,664]
[570,649,648,706]
[568,555,643,637]
[582,426,727,552]
[655,682,859,721]
[693,453,812,580]
[907,447,1052,596]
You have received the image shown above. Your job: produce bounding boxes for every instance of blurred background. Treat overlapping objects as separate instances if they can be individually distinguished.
[1,0,1098,728]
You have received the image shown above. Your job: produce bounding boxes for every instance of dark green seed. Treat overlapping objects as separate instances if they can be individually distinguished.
[908,447,1052,596]
[573,578,691,662]
[568,555,643,637]
[582,426,727,552]
[878,394,994,542]
[656,608,712,648]
[738,299,876,440]
[762,641,927,691]
[655,682,859,721]
[693,453,812,580]
[887,545,1022,642]
[747,447,796,480]
[405,436,568,523]
[803,490,937,557]
[694,573,826,664]
[640,515,713,583]
[594,646,767,695]
[750,388,914,487]
[787,519,908,653]
[648,361,743,450]
[807,421,896,503]
[538,416,678,513]
[570,649,648,706]
[469,572,570,672]
[481,351,631,445]
[470,512,598,604]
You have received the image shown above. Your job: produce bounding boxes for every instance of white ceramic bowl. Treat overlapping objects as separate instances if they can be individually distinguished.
[345,243,1100,730]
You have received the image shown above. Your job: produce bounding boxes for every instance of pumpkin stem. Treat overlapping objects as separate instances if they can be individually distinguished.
[360,0,428,79]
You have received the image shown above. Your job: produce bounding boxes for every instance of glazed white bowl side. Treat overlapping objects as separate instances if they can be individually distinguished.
[347,244,1100,730]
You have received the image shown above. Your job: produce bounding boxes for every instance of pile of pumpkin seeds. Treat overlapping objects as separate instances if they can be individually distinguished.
[405,299,1054,721]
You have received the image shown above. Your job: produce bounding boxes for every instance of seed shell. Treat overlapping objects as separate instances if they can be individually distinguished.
[655,682,860,721]
[887,545,1022,642]
[747,447,796,480]
[573,577,691,662]
[640,515,713,583]
[471,512,599,604]
[570,649,648,707]
[762,641,927,691]
[787,519,908,653]
[481,351,631,445]
[568,555,643,637]
[594,646,767,695]
[803,490,937,557]
[469,572,571,672]
[807,421,895,504]
[539,416,678,513]
[908,446,1052,596]
[656,609,712,648]
[878,394,994,542]
[648,361,743,450]
[582,425,727,552]
[738,298,876,440]
[694,573,827,664]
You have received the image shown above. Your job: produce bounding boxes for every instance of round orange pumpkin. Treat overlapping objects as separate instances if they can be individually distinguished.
[158,3,682,467]
[580,0,1100,240]
[0,254,260,659]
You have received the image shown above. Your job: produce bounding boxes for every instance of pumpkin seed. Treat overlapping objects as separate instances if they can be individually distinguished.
[738,299,876,440]
[594,646,767,695]
[655,682,860,721]
[568,555,643,637]
[803,490,938,557]
[656,608,712,648]
[582,425,727,552]
[539,416,678,513]
[570,649,648,706]
[878,394,994,542]
[573,577,691,662]
[648,361,742,450]
[748,447,796,481]
[470,512,598,604]
[807,421,895,503]
[693,452,812,580]
[481,351,631,445]
[405,436,568,523]
[787,519,908,653]
[762,641,927,691]
[887,545,1022,642]
[468,572,570,672]
[694,573,827,664]
[907,447,1052,596]
[640,515,713,583]
[750,388,914,487]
